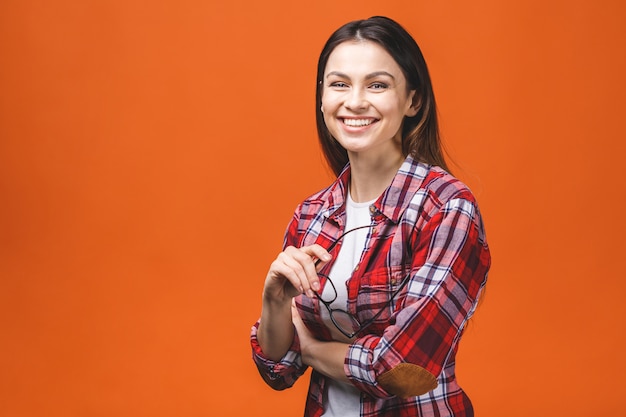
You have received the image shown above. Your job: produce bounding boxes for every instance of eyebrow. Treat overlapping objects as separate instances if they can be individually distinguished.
[325,70,396,80]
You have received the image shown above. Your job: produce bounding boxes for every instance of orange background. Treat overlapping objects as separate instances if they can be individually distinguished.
[1,1,625,416]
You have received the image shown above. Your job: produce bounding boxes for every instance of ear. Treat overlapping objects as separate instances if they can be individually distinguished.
[405,90,421,117]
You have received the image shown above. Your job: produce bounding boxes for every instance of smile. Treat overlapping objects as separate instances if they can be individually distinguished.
[342,118,376,127]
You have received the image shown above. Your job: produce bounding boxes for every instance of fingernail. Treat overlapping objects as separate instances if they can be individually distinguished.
[322,254,331,261]
[312,282,320,291]
[306,289,315,298]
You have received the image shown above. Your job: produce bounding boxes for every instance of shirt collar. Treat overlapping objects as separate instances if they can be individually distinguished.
[322,155,432,225]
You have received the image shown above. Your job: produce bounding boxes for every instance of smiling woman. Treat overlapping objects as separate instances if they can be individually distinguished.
[320,41,418,188]
[1,1,625,416]
[251,16,490,417]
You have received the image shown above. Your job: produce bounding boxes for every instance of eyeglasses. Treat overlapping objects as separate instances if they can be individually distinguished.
[314,225,412,339]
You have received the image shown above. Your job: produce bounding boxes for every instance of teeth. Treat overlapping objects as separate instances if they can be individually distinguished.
[343,119,373,127]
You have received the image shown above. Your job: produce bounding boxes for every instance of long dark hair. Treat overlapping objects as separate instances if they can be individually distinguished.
[315,16,449,176]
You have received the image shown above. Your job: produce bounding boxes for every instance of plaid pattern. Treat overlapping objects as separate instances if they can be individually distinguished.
[251,156,490,416]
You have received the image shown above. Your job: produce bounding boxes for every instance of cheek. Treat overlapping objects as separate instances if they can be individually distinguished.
[375,102,405,121]
[323,113,340,138]
[322,112,332,127]
[320,93,335,112]
[385,99,413,120]
[321,89,348,111]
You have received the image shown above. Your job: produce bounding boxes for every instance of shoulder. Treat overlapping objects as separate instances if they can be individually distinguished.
[419,166,477,207]
[295,181,339,216]
[283,178,344,248]
[419,166,488,243]
[294,165,349,219]
[397,162,482,229]
[397,158,477,210]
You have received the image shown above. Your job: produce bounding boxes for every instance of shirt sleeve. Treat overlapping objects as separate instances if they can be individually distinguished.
[345,197,491,399]
[250,208,309,391]
[250,320,308,390]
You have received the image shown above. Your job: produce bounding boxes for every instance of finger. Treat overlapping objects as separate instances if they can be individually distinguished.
[291,302,307,336]
[298,245,332,293]
[265,258,304,299]
[291,244,332,294]
[300,244,332,268]
[278,248,316,297]
[291,301,301,322]
[277,245,331,297]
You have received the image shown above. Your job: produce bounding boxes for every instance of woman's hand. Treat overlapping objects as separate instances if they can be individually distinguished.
[263,244,331,304]
[257,244,330,361]
[292,302,351,383]
[291,300,315,363]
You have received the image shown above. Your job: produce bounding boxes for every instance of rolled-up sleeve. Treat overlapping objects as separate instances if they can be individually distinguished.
[345,198,490,398]
[250,320,308,390]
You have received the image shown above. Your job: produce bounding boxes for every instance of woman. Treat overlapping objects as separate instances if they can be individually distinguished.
[251,16,490,417]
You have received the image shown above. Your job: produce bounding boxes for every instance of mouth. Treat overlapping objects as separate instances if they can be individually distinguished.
[341,118,377,127]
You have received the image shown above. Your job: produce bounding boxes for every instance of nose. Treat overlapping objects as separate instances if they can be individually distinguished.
[344,87,367,111]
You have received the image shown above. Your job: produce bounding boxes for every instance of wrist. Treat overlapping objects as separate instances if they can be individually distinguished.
[300,336,315,365]
[262,290,293,309]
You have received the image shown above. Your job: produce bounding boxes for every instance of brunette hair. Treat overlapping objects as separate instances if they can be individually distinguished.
[315,16,449,175]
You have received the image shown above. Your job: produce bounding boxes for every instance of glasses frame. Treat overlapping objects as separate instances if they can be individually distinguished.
[313,225,412,339]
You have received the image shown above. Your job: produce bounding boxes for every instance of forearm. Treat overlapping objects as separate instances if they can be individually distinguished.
[257,298,295,362]
[257,242,331,362]
[301,338,350,383]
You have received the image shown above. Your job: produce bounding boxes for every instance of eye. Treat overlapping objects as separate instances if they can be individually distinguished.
[329,81,349,88]
[369,82,389,90]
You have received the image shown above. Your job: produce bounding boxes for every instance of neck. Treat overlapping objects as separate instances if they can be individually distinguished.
[348,151,405,203]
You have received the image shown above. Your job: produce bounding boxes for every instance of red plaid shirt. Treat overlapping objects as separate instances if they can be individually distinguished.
[251,156,490,416]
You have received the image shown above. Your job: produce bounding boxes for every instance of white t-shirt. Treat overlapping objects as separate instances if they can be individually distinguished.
[320,191,375,417]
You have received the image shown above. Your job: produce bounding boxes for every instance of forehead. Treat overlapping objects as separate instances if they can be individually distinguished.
[324,40,404,78]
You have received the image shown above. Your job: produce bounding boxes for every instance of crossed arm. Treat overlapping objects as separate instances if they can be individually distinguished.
[256,242,350,383]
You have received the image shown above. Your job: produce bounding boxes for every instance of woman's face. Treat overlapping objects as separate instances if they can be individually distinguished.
[321,40,417,161]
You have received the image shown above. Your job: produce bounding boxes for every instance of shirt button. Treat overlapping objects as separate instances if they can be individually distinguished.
[369,205,376,215]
